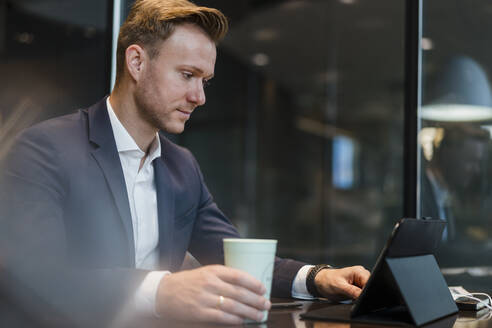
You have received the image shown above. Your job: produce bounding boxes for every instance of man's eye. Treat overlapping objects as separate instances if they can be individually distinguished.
[202,79,211,88]
[182,72,193,79]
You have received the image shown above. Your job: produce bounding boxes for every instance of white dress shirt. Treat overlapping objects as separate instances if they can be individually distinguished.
[107,98,169,316]
[106,98,314,317]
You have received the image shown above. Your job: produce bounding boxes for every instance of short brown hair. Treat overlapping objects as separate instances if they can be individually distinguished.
[115,0,228,83]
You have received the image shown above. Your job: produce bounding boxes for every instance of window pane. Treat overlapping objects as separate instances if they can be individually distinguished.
[421,1,492,273]
[166,0,405,268]
[0,0,111,158]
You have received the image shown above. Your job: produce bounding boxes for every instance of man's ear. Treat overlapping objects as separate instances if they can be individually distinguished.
[125,44,146,82]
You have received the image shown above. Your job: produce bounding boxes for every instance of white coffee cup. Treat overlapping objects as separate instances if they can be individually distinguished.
[223,238,277,323]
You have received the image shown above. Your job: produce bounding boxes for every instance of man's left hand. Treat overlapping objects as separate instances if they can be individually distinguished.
[314,266,370,301]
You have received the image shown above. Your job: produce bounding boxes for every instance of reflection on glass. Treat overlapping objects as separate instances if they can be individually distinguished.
[421,2,492,268]
[178,0,405,268]
[422,56,492,122]
[0,0,110,160]
[332,136,356,190]
[421,124,489,242]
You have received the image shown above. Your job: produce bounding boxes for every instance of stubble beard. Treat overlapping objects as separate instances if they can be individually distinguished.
[134,78,183,135]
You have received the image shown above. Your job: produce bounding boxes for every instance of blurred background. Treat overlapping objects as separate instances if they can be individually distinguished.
[0,0,491,288]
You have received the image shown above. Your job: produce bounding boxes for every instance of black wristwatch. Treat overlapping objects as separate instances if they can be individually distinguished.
[306,264,333,298]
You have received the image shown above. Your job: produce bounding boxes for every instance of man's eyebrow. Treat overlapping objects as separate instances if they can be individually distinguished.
[184,65,214,79]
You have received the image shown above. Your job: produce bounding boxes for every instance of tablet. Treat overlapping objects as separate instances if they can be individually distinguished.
[351,217,446,317]
[301,218,457,326]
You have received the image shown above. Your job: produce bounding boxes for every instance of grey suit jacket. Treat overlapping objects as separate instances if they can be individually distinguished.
[0,98,305,326]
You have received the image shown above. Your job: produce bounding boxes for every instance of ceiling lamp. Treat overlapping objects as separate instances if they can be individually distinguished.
[421,56,492,122]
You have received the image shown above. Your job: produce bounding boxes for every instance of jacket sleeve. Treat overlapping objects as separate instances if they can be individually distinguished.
[0,127,147,327]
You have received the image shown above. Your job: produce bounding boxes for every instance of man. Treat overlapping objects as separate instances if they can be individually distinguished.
[421,124,489,246]
[0,0,369,325]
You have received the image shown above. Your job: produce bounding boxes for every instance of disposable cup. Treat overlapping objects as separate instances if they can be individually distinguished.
[223,238,277,323]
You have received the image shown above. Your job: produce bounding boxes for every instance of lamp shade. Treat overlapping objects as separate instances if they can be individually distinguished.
[422,56,492,122]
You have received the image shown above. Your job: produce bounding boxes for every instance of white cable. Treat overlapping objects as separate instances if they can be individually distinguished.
[455,292,492,323]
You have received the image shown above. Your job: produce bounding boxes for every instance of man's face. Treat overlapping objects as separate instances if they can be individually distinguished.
[440,138,487,190]
[134,23,216,134]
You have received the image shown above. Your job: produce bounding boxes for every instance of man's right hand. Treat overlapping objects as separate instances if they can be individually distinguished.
[155,265,271,324]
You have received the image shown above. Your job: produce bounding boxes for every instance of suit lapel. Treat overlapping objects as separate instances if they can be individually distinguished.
[87,98,135,264]
[153,155,175,270]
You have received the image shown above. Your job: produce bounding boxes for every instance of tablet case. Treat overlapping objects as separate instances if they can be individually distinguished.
[301,218,458,326]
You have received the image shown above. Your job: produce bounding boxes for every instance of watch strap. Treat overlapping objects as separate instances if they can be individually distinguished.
[306,264,333,298]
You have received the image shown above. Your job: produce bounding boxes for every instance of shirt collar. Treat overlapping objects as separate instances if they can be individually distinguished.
[106,97,161,161]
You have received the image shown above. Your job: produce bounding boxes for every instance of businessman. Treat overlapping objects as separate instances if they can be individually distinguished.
[421,125,489,243]
[0,0,369,325]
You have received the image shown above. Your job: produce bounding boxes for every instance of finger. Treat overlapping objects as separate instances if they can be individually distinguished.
[338,281,363,299]
[349,266,370,287]
[356,268,370,287]
[213,266,266,295]
[200,308,243,325]
[211,294,266,322]
[216,280,270,311]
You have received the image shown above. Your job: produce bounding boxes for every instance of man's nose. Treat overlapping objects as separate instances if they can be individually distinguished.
[188,81,206,106]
